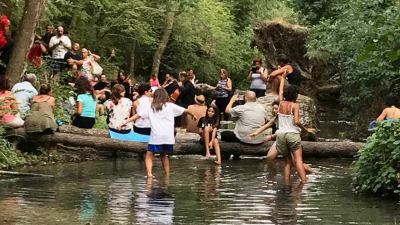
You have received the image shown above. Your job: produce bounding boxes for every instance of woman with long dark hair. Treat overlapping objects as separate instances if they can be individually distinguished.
[198,104,222,164]
[72,77,97,128]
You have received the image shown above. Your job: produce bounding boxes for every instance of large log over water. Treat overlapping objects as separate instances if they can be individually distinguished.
[33,127,364,158]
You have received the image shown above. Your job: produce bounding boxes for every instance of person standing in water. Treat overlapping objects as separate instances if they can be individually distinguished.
[121,88,196,178]
[274,72,315,183]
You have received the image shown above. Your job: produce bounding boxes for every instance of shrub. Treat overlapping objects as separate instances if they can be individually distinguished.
[352,120,400,195]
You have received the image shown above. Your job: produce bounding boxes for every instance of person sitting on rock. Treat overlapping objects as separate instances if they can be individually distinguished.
[268,54,302,94]
[222,91,267,145]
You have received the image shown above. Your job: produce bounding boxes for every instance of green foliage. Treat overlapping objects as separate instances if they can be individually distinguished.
[0,124,27,168]
[352,120,400,195]
[307,0,400,118]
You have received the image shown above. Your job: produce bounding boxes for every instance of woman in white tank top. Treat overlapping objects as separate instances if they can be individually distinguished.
[276,73,316,184]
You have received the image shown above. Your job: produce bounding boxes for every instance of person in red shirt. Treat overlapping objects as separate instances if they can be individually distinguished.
[0,15,12,69]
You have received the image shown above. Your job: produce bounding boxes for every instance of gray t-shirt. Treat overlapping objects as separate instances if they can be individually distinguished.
[230,102,267,144]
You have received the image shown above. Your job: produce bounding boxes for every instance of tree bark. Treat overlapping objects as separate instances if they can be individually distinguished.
[29,127,364,158]
[5,0,46,84]
[150,4,177,78]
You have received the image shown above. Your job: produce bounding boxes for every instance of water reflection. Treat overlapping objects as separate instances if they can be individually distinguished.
[107,178,134,224]
[0,158,398,225]
[135,177,174,225]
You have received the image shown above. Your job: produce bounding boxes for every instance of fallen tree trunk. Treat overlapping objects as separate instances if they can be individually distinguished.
[33,131,364,158]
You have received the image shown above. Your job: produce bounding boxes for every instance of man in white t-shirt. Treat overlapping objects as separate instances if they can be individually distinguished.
[48,26,71,59]
[11,73,38,114]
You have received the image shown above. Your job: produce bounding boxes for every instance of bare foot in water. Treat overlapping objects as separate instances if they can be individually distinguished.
[214,161,221,166]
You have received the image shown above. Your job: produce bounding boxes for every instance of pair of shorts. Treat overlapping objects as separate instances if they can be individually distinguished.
[72,115,95,129]
[276,132,301,157]
[148,144,173,154]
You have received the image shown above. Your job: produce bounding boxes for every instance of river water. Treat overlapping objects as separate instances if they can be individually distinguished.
[0,157,398,225]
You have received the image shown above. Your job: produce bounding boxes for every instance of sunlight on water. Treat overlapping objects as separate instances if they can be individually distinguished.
[0,158,398,225]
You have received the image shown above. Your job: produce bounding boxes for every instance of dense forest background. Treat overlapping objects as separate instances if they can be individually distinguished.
[1,0,400,123]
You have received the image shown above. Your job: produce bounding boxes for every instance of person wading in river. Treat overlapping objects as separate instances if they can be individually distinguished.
[120,88,196,178]
[274,71,316,184]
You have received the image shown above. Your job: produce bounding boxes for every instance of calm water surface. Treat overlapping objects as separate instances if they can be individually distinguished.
[0,157,398,225]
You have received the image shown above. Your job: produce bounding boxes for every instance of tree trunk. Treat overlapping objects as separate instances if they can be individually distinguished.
[22,126,365,158]
[150,5,177,78]
[128,41,136,76]
[5,0,46,84]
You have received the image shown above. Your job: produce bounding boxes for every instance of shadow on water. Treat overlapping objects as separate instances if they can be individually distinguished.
[0,157,398,225]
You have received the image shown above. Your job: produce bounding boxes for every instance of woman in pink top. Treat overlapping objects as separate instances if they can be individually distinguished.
[149,74,160,92]
[0,76,24,128]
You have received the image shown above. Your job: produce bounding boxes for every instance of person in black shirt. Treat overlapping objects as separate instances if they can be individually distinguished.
[163,73,179,96]
[268,54,302,94]
[65,43,82,68]
[94,74,111,104]
[41,25,55,50]
[197,105,221,165]
[176,71,195,108]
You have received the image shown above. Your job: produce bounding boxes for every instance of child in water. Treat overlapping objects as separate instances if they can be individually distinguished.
[121,88,196,178]
[198,105,222,165]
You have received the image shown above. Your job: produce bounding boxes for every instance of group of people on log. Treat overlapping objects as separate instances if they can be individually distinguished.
[1,21,400,182]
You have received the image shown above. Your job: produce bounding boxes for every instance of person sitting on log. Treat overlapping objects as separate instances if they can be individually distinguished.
[273,71,316,184]
[104,84,133,133]
[72,77,97,129]
[24,84,57,134]
[198,104,222,165]
[120,88,196,178]
[268,54,302,94]
[186,94,207,134]
[222,91,267,145]
[249,100,313,174]
[132,83,153,136]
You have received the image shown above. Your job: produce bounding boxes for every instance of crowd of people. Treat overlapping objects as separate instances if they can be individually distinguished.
[1,22,399,183]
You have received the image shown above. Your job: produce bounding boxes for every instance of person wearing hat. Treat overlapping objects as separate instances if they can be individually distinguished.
[185,94,207,134]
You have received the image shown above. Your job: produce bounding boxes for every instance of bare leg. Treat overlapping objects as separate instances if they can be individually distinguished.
[161,153,170,177]
[213,139,222,165]
[145,151,154,177]
[203,126,211,158]
[266,144,279,172]
[284,156,292,185]
[292,148,307,183]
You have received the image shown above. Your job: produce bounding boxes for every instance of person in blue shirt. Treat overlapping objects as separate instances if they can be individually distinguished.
[72,77,97,128]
